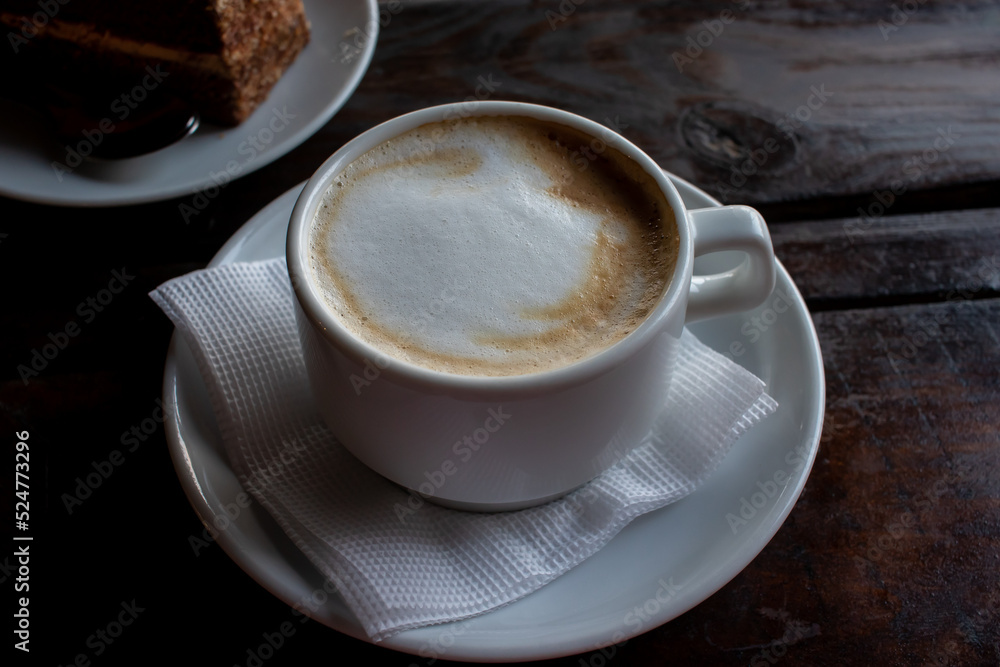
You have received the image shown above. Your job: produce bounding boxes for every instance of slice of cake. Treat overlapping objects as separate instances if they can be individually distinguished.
[1,0,310,126]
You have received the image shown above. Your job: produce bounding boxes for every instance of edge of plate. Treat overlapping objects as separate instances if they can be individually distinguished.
[0,0,378,207]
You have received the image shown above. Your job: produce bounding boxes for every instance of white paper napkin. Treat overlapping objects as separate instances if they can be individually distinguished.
[151,258,777,642]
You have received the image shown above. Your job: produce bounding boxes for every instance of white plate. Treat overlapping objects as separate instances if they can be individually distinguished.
[0,0,377,207]
[162,175,825,663]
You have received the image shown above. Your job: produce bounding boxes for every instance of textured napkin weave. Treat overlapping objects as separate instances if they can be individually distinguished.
[151,258,777,642]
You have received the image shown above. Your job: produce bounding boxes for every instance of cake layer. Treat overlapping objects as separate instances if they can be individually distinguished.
[1,0,310,126]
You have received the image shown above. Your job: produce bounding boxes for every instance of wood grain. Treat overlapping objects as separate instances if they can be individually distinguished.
[345,0,1000,207]
[534,299,1000,665]
[1,1,999,666]
[771,207,1000,307]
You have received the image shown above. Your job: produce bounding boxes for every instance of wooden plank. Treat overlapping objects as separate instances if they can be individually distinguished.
[635,298,1000,664]
[6,2,998,224]
[4,206,1000,381]
[769,207,1000,306]
[2,2,999,665]
[7,298,996,665]
[342,0,1000,207]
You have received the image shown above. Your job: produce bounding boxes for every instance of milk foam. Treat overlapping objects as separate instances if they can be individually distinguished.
[309,116,676,376]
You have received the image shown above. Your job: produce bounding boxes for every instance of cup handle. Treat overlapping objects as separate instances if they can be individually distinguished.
[685,205,777,323]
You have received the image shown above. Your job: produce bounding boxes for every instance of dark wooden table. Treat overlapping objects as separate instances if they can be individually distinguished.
[4,1,999,665]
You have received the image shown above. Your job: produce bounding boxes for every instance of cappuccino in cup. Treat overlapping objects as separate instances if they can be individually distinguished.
[289,101,775,508]
[307,115,679,376]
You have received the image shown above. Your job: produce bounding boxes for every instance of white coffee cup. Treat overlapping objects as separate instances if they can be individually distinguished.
[287,101,775,511]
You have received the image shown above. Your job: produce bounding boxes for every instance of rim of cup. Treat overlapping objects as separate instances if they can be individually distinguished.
[287,101,694,396]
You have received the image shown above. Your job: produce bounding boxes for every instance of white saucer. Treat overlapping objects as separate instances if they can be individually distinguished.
[162,175,824,662]
[0,0,377,207]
